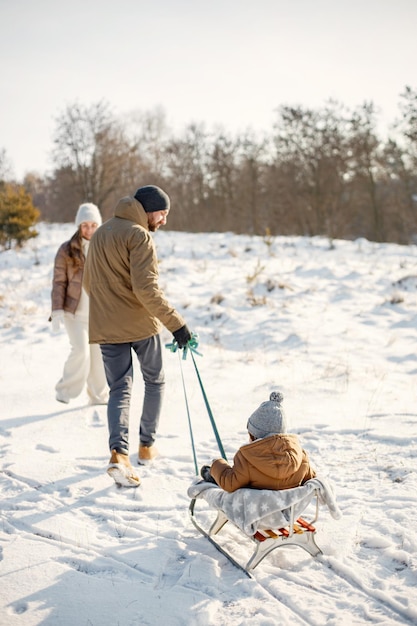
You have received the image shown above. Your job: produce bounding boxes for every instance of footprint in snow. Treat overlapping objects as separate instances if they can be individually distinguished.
[36,443,59,453]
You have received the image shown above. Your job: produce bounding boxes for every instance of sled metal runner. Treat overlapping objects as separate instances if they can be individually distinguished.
[189,491,322,576]
[189,498,253,578]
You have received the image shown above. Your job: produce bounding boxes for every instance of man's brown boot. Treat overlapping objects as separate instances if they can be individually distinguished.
[138,444,159,465]
[107,449,141,487]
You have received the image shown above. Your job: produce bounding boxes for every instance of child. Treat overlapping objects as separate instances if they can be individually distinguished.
[201,391,316,492]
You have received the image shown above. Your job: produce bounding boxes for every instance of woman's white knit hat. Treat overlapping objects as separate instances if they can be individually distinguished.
[75,203,102,227]
[247,391,287,439]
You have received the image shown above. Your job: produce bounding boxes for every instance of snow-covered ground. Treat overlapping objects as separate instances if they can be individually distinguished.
[1,222,416,625]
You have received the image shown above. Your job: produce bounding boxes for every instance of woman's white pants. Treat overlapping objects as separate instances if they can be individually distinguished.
[55,313,108,404]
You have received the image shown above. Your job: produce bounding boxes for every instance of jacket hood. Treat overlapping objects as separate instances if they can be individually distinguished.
[239,433,303,479]
[114,196,149,229]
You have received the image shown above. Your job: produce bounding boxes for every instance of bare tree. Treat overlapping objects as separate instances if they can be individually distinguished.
[397,86,417,153]
[39,167,84,222]
[164,123,211,231]
[383,86,417,242]
[51,101,135,219]
[272,102,351,238]
[233,132,270,235]
[0,148,14,182]
[347,102,387,241]
[206,131,238,230]
[124,106,171,181]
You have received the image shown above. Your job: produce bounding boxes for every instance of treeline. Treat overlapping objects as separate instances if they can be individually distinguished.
[6,87,417,243]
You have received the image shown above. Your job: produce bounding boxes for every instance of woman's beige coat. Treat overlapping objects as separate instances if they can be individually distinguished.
[83,196,185,344]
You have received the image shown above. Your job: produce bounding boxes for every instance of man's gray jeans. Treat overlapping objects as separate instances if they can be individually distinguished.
[100,335,165,455]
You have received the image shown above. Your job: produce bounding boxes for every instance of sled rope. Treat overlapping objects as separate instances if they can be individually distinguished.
[166,334,227,467]
[189,350,227,461]
[178,351,199,475]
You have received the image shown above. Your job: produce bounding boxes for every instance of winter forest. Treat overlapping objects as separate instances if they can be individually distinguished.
[1,85,417,245]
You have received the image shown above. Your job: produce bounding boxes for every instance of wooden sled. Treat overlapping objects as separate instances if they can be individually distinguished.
[189,489,322,575]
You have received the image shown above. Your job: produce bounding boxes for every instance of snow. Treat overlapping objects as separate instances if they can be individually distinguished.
[1,222,417,625]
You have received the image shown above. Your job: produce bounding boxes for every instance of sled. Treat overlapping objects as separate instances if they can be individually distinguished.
[189,490,321,575]
[189,492,321,574]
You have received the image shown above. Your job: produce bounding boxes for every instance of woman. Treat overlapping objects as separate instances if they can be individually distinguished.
[50,203,108,405]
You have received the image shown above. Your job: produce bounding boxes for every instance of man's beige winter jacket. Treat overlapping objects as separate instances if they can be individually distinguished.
[83,196,185,344]
[210,433,316,493]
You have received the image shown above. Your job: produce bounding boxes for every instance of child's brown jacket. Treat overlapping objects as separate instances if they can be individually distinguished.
[210,433,316,493]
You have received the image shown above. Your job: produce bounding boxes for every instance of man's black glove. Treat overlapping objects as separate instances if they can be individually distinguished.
[173,324,192,349]
[200,465,217,485]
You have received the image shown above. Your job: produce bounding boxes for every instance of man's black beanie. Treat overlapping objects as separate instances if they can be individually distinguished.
[134,185,170,213]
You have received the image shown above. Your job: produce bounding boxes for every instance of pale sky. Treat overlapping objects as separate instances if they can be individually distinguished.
[1,0,416,180]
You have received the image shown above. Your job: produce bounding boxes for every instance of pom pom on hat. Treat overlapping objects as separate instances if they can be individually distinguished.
[247,391,287,439]
[75,203,102,227]
[269,391,283,403]
[134,185,170,213]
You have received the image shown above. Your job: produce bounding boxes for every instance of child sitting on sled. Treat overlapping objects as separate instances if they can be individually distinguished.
[200,391,316,492]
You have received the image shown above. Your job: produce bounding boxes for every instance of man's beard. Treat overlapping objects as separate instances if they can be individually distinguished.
[148,218,163,232]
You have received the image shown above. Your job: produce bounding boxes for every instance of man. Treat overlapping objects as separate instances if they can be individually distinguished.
[84,185,192,488]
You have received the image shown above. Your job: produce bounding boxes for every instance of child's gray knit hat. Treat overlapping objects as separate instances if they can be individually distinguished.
[247,391,287,439]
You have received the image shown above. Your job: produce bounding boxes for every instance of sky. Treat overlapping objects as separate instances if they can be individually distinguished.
[1,223,416,624]
[1,0,417,180]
